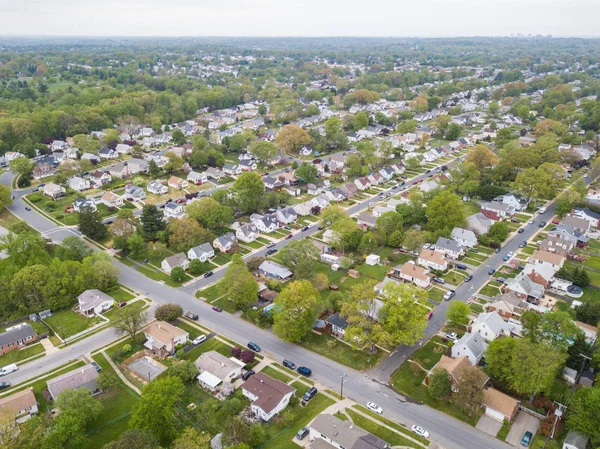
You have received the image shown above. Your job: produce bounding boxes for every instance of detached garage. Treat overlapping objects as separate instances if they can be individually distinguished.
[483,388,520,422]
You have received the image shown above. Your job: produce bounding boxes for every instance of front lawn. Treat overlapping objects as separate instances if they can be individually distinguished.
[297,332,385,371]
[260,365,294,383]
[212,296,238,314]
[345,408,420,448]
[175,319,207,340]
[103,300,146,320]
[410,338,446,370]
[44,309,105,340]
[106,287,136,303]
[180,336,233,363]
[428,286,446,302]
[480,284,501,297]
[352,405,429,445]
[196,283,223,301]
[0,343,45,364]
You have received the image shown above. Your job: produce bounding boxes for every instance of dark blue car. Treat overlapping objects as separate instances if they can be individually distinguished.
[247,342,261,352]
[297,366,312,377]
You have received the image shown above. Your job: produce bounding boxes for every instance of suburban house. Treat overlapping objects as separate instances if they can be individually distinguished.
[223,163,241,176]
[451,227,478,248]
[549,224,589,248]
[451,332,488,365]
[470,311,520,342]
[168,175,189,190]
[236,223,260,243]
[561,216,591,235]
[107,163,130,179]
[187,171,208,185]
[239,159,257,171]
[77,289,114,317]
[263,176,283,190]
[326,312,349,337]
[188,243,215,262]
[252,214,279,233]
[275,207,297,225]
[100,191,124,208]
[563,431,590,449]
[417,249,448,272]
[0,324,37,356]
[43,183,66,200]
[530,250,565,270]
[143,321,189,357]
[395,262,431,289]
[309,414,391,449]
[467,212,493,234]
[164,202,184,219]
[161,253,190,274]
[575,321,597,343]
[147,181,168,195]
[427,355,488,393]
[505,272,545,301]
[73,197,97,212]
[90,170,112,186]
[115,143,132,154]
[205,167,225,180]
[241,373,295,422]
[356,213,378,228]
[433,237,464,259]
[493,193,528,211]
[68,176,90,191]
[99,148,118,160]
[0,388,38,423]
[213,232,236,253]
[572,207,600,228]
[482,388,520,423]
[32,163,56,179]
[195,350,245,391]
[125,184,146,201]
[47,364,100,400]
[127,158,148,174]
[481,202,515,218]
[258,261,293,281]
[540,236,573,257]
[487,291,529,319]
[81,153,101,164]
[354,176,371,191]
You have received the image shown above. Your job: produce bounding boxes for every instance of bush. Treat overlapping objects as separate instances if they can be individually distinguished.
[176,349,185,359]
[231,346,242,358]
[169,360,199,383]
[155,303,184,322]
[123,343,132,353]
[240,350,255,364]
[97,372,119,390]
[266,279,284,292]
[170,266,186,282]
[189,259,206,275]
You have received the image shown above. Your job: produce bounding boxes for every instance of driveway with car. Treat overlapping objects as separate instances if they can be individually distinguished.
[505,412,540,447]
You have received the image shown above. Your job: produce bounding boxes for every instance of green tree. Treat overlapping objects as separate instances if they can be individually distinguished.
[426,190,465,233]
[249,141,278,164]
[446,300,470,327]
[155,303,183,322]
[376,211,403,244]
[0,184,12,210]
[295,163,318,184]
[127,233,146,258]
[273,280,320,342]
[444,123,462,140]
[170,266,186,282]
[163,152,184,174]
[171,428,210,449]
[402,228,425,253]
[102,429,160,449]
[453,366,487,416]
[379,283,428,346]
[141,205,165,240]
[488,221,509,242]
[9,158,34,177]
[352,111,369,131]
[168,218,211,252]
[168,361,199,384]
[112,305,148,341]
[221,261,258,311]
[129,376,185,444]
[78,207,107,241]
[276,124,312,154]
[465,145,499,173]
[148,160,161,177]
[488,102,500,116]
[186,198,233,230]
[171,129,186,145]
[278,239,320,281]
[55,236,93,262]
[231,172,264,213]
[428,368,452,399]
[567,386,600,446]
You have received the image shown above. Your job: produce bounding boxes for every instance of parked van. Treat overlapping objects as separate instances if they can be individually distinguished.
[297,366,312,377]
[455,263,467,270]
[0,364,18,376]
[303,387,318,402]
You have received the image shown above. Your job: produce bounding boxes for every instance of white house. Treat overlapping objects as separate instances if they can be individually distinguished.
[147,181,168,195]
[241,373,295,422]
[451,227,478,248]
[90,170,111,186]
[451,332,488,365]
[0,388,39,424]
[396,262,431,289]
[188,243,215,263]
[187,171,208,185]
[73,197,97,212]
[195,350,245,391]
[100,191,124,208]
[115,143,132,154]
[68,176,90,191]
[161,253,189,274]
[433,237,464,259]
[213,232,236,253]
[236,223,259,243]
[144,321,188,355]
[275,207,297,225]
[164,202,185,219]
[77,289,114,317]
[252,214,279,233]
[417,249,448,272]
[470,311,516,342]
[98,148,118,160]
[168,175,189,190]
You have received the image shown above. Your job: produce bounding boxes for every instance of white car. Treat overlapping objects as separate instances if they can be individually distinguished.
[192,335,207,345]
[307,223,316,229]
[538,206,547,213]
[411,425,430,439]
[528,220,534,225]
[507,251,514,257]
[366,402,383,414]
[445,332,458,341]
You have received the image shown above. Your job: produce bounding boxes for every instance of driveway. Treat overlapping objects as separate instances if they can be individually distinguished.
[505,412,540,447]
[476,415,503,437]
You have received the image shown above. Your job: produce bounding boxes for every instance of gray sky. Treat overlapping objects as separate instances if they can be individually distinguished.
[1,0,599,37]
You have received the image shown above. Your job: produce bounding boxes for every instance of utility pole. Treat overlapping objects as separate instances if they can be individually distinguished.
[340,373,347,399]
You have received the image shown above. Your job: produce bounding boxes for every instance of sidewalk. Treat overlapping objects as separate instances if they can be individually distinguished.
[101,349,141,394]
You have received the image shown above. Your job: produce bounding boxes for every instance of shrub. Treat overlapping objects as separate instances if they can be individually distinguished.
[189,259,205,275]
[123,343,132,353]
[169,360,198,383]
[176,349,185,359]
[231,346,242,358]
[155,303,184,322]
[240,350,255,364]
[170,266,186,282]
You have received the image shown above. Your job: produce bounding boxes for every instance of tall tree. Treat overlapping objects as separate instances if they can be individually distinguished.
[186,198,233,230]
[249,141,278,164]
[446,300,470,327]
[0,185,12,210]
[426,190,465,233]
[276,124,312,154]
[231,172,264,213]
[295,163,318,184]
[168,218,211,252]
[112,306,148,341]
[221,260,258,311]
[273,280,320,342]
[466,145,499,173]
[141,205,165,240]
[379,283,428,346]
[171,428,211,449]
[102,429,160,449]
[428,368,452,399]
[78,207,107,241]
[277,239,320,281]
[567,386,600,446]
[453,366,487,416]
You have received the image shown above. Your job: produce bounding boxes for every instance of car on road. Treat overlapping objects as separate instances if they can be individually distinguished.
[521,431,532,447]
[297,366,312,377]
[411,425,430,439]
[296,427,309,440]
[426,311,433,320]
[308,223,316,229]
[503,255,509,261]
[538,206,547,213]
[445,332,458,341]
[283,359,296,370]
[185,311,198,321]
[519,241,527,248]
[91,361,102,372]
[443,290,455,301]
[528,219,535,225]
[464,275,473,282]
[247,342,261,352]
[267,248,277,255]
[413,181,418,185]
[433,277,446,284]
[25,206,31,211]
[367,402,383,414]
[192,335,207,345]
[488,268,496,275]
[212,306,222,312]
[285,234,293,239]
[508,251,514,257]
[266,242,276,248]
[494,247,500,253]
[301,226,309,231]
[204,271,214,278]
[539,221,546,228]
[0,381,10,390]
[0,363,19,376]
[518,228,524,233]
[241,370,255,381]
[425,169,431,174]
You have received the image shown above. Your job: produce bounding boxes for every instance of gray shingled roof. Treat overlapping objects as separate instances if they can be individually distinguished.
[0,324,36,348]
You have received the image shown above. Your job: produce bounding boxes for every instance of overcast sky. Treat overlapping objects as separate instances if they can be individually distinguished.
[1,0,599,37]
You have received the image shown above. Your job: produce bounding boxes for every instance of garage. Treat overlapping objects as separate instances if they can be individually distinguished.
[483,388,520,422]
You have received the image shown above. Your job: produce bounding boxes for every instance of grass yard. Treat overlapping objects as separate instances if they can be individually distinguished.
[440,270,466,285]
[428,286,446,302]
[0,343,45,364]
[582,287,600,303]
[211,253,232,266]
[175,320,207,340]
[462,200,481,217]
[181,336,233,362]
[410,339,446,370]
[480,284,501,297]
[260,365,294,383]
[106,287,136,303]
[44,309,104,340]
[297,332,385,371]
[136,265,183,287]
[463,257,483,266]
[345,408,421,448]
[243,240,265,249]
[0,208,38,233]
[352,405,429,445]
[496,420,511,441]
[466,252,488,262]
[356,263,390,281]
[212,296,238,314]
[521,246,536,255]
[103,300,146,320]
[196,283,223,301]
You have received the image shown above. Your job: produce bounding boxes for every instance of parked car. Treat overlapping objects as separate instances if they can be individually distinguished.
[519,241,527,248]
[455,263,467,270]
[283,359,296,370]
[303,387,318,402]
[433,277,446,284]
[301,226,309,231]
[296,428,309,440]
[0,381,10,390]
[503,255,509,261]
[285,234,293,239]
[426,311,433,320]
[192,335,207,345]
[539,221,546,228]
[411,425,430,439]
[445,332,458,341]
[247,342,261,352]
[510,217,520,223]
[25,206,31,211]
[494,247,500,253]
[118,301,127,308]
[528,219,535,225]
[204,271,214,278]
[91,361,102,372]
[521,431,532,447]
[538,206,547,213]
[367,402,383,414]
[283,226,292,230]
[518,228,524,233]
[212,306,222,312]
[266,242,276,248]
[267,248,277,255]
[488,268,496,275]
[185,311,199,321]
[425,169,431,174]
[464,275,473,282]
[241,370,255,381]
[443,290,455,301]
[297,366,312,377]
[0,364,18,376]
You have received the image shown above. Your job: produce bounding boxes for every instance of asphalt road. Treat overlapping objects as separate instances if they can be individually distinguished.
[0,162,516,449]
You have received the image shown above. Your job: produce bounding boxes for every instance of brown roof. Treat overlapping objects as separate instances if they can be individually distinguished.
[144,321,188,346]
[400,263,429,282]
[418,249,446,266]
[0,388,36,415]
[242,372,295,413]
[483,388,520,417]
[168,175,186,185]
[531,250,565,266]
[576,321,598,332]
[434,355,472,381]
[101,191,119,201]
